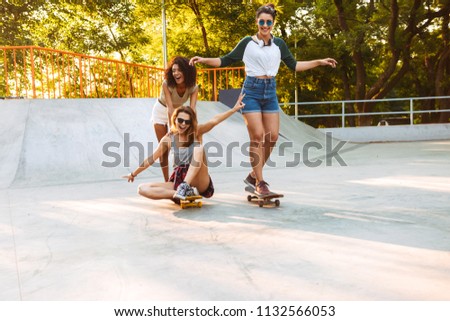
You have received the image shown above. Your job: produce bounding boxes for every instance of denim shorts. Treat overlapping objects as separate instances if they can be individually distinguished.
[241,76,279,114]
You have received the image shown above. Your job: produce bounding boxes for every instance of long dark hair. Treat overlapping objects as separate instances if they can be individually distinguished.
[170,106,198,146]
[256,3,277,21]
[165,56,197,89]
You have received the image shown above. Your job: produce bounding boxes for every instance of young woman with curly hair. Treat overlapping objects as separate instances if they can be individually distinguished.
[151,56,199,181]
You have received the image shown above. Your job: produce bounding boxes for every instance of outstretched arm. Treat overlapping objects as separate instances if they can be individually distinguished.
[191,38,248,68]
[189,57,221,67]
[197,94,245,136]
[123,135,171,182]
[295,58,337,72]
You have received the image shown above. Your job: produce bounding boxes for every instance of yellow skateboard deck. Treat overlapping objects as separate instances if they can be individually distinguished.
[180,195,203,209]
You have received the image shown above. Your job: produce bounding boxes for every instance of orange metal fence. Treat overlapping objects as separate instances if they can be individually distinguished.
[196,65,245,101]
[0,46,245,100]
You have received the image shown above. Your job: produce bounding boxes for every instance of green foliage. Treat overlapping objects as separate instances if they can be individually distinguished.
[1,0,449,125]
[0,0,46,45]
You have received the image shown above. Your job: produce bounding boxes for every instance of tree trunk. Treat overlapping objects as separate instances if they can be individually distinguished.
[436,14,450,123]
[333,0,370,125]
[188,0,210,55]
[417,54,436,123]
[339,59,356,127]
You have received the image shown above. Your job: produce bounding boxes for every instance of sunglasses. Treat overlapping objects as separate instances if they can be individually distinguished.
[177,117,192,125]
[258,19,273,27]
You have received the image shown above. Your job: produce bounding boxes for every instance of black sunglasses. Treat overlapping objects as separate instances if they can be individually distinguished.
[177,117,192,125]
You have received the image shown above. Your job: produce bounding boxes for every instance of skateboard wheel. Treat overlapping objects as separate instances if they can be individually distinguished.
[247,195,252,202]
[258,201,264,207]
[198,201,202,208]
[275,199,280,207]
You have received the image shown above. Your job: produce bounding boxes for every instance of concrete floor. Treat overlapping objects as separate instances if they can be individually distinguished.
[1,99,449,300]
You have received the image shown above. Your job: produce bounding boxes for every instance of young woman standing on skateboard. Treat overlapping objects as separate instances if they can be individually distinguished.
[151,56,199,182]
[124,94,245,202]
[190,3,337,196]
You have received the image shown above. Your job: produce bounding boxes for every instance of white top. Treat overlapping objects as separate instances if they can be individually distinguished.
[219,36,297,77]
[243,39,282,77]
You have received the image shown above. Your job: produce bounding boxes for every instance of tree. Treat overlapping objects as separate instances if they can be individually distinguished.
[32,1,149,58]
[330,0,450,125]
[0,0,46,45]
[2,0,449,125]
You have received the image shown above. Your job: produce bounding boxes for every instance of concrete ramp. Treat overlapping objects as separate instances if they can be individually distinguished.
[0,101,28,188]
[1,98,340,188]
[2,99,162,188]
[1,98,450,301]
[197,100,343,172]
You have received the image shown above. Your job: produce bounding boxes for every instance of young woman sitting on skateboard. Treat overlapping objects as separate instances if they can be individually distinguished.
[123,94,245,202]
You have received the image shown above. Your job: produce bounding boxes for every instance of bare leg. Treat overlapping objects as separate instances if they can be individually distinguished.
[243,113,265,183]
[183,145,211,193]
[261,112,280,167]
[138,181,175,200]
[245,113,279,180]
[154,123,170,181]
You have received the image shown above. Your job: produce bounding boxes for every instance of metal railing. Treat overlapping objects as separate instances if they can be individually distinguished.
[0,46,245,100]
[197,66,245,101]
[287,96,450,127]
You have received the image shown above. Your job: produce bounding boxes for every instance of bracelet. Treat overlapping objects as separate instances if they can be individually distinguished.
[131,172,136,178]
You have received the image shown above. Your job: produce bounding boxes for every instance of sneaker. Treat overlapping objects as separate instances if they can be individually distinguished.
[174,182,190,200]
[174,182,198,200]
[191,186,199,196]
[244,173,256,187]
[255,180,271,196]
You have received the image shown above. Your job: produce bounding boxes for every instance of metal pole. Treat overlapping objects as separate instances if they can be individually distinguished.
[213,69,217,101]
[30,47,36,98]
[3,49,9,97]
[162,0,168,68]
[294,35,298,120]
[79,57,84,98]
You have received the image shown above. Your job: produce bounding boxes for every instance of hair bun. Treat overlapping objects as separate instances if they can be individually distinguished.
[256,3,277,19]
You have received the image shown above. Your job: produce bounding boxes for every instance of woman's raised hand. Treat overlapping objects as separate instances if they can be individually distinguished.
[122,173,135,183]
[321,58,337,68]
[189,56,203,65]
[232,93,246,112]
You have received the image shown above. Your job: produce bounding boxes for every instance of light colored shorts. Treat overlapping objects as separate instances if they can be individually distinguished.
[151,100,169,125]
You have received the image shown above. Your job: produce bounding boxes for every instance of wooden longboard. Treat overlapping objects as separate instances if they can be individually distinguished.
[245,186,284,207]
[180,195,203,209]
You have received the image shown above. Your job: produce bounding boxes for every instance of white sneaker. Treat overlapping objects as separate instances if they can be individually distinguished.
[174,182,190,200]
[174,182,199,200]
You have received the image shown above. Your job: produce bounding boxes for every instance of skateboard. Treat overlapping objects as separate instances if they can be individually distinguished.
[180,195,203,209]
[245,185,284,207]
